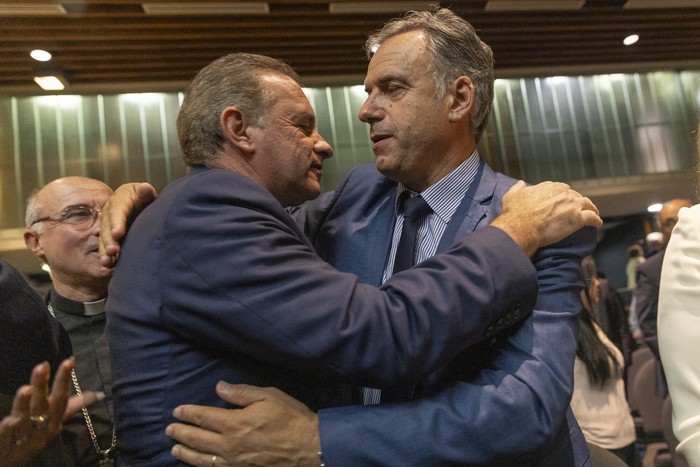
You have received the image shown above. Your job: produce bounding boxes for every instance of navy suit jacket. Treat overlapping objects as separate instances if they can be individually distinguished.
[107,166,539,465]
[300,162,597,466]
[635,249,664,360]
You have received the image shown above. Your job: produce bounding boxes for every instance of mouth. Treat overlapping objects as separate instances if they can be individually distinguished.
[310,163,323,178]
[370,133,390,144]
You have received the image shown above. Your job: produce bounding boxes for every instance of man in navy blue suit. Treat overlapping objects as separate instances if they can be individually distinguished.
[103,10,601,466]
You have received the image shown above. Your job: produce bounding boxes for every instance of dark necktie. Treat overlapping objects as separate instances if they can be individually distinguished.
[392,194,432,274]
[382,194,432,404]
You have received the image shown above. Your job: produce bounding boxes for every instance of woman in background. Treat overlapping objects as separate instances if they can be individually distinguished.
[571,256,640,466]
[658,125,700,466]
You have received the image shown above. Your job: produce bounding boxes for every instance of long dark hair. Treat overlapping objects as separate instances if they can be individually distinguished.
[577,256,620,388]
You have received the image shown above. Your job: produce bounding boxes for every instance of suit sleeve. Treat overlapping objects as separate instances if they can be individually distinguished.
[158,176,538,387]
[658,205,700,467]
[634,256,662,359]
[318,227,596,465]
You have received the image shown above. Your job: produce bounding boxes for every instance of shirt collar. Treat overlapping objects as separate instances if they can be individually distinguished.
[49,288,107,316]
[395,149,480,224]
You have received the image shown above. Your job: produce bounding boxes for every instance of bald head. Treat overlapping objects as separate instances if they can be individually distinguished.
[24,177,114,301]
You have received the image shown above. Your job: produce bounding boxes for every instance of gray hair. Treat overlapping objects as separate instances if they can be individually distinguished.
[364,7,494,143]
[25,185,44,229]
[177,53,299,166]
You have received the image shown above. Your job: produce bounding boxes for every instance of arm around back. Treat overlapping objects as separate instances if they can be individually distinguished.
[318,226,597,465]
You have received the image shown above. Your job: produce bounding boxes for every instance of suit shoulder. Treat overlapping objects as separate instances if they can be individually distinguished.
[638,250,665,273]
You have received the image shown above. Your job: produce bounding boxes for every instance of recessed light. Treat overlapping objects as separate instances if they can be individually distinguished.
[142,2,269,15]
[30,49,52,62]
[485,0,584,11]
[623,34,639,46]
[33,75,66,91]
[329,2,433,13]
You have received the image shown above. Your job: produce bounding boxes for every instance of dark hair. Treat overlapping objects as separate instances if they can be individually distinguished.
[577,256,620,388]
[177,53,299,167]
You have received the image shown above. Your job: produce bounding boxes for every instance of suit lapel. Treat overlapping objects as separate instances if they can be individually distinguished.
[436,160,499,253]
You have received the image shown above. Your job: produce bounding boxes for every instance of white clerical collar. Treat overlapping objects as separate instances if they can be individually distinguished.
[83,298,106,316]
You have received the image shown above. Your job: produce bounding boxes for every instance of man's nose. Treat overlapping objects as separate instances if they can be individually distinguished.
[358,96,379,123]
[314,135,333,160]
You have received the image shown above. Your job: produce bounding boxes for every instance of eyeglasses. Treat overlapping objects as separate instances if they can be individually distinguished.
[30,204,101,227]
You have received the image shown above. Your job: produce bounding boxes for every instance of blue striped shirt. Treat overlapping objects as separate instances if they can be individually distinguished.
[381,149,481,283]
[363,150,480,405]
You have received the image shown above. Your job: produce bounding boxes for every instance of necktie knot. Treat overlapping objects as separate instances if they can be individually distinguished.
[402,194,432,220]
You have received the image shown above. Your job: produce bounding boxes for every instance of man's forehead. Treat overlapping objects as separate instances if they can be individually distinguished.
[365,33,429,82]
[40,180,112,208]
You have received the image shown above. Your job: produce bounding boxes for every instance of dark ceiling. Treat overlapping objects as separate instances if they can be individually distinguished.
[2,0,700,93]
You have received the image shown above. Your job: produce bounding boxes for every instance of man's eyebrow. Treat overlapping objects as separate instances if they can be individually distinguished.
[291,110,316,127]
[375,75,409,88]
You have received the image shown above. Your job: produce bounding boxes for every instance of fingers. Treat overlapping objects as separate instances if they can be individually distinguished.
[172,404,235,434]
[214,382,268,408]
[135,182,158,205]
[99,182,156,267]
[28,362,50,423]
[171,443,231,467]
[65,391,105,420]
[167,422,223,458]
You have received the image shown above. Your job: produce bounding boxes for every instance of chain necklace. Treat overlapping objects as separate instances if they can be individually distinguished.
[48,302,117,466]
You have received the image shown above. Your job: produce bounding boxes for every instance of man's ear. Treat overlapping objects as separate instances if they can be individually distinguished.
[448,76,475,123]
[24,229,45,258]
[221,106,255,154]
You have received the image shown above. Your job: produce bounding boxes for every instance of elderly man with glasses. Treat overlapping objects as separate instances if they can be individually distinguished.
[24,176,117,466]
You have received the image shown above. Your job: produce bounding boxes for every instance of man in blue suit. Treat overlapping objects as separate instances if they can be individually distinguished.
[158,8,599,467]
[104,52,600,466]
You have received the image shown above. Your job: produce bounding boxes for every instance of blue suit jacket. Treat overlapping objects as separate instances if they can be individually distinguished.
[299,162,597,466]
[635,249,664,360]
[107,166,539,465]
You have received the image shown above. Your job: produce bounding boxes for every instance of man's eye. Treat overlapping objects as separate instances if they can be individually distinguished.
[63,209,92,221]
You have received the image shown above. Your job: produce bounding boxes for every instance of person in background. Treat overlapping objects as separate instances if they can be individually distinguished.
[658,125,700,466]
[0,257,101,466]
[625,244,645,290]
[644,231,664,258]
[24,177,117,466]
[571,256,640,467]
[633,198,692,397]
[593,273,633,369]
[104,8,602,466]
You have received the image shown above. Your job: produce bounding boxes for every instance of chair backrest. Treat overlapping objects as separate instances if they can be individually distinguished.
[586,443,628,467]
[627,344,654,410]
[662,396,679,454]
[636,358,666,440]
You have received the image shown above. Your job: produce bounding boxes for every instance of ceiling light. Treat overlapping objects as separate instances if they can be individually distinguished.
[33,74,67,91]
[624,0,700,8]
[623,34,639,46]
[647,203,663,213]
[329,2,433,14]
[485,0,584,11]
[0,3,66,15]
[30,49,52,62]
[142,2,269,15]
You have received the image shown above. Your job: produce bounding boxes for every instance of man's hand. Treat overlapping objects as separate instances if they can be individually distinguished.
[491,181,602,257]
[0,358,102,467]
[166,382,320,467]
[99,182,157,267]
